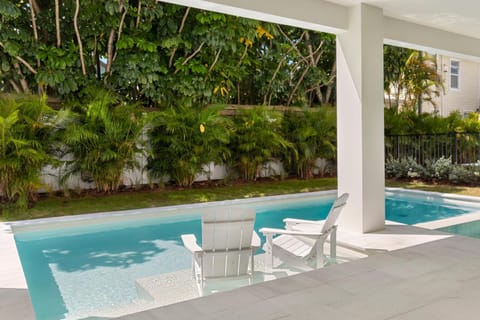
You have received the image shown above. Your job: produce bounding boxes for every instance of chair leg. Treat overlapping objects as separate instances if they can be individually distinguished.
[330,226,337,259]
[316,241,325,268]
[264,234,274,273]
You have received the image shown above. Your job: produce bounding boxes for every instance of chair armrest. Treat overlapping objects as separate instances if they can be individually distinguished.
[284,218,325,225]
[181,234,203,253]
[251,231,261,249]
[259,227,324,238]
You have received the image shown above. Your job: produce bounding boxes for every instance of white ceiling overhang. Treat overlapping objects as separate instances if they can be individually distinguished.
[159,0,480,60]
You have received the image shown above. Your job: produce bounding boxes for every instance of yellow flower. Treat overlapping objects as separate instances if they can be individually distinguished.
[220,87,228,96]
[200,124,205,133]
[256,26,274,40]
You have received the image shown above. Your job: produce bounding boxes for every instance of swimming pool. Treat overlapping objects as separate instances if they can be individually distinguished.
[11,189,480,320]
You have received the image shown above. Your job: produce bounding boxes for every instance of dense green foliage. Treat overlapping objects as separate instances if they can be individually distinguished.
[385,156,480,185]
[384,109,480,135]
[148,104,231,187]
[0,0,336,107]
[58,89,145,192]
[384,46,443,113]
[0,94,55,208]
[281,107,336,178]
[229,107,292,181]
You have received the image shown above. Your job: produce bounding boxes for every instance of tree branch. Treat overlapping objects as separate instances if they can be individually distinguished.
[104,29,115,80]
[136,0,142,28]
[13,62,31,94]
[74,0,86,75]
[112,3,128,65]
[237,45,249,67]
[277,25,305,58]
[169,7,191,68]
[287,64,311,106]
[1,41,38,74]
[28,0,39,41]
[174,41,205,74]
[208,48,222,73]
[263,46,295,105]
[8,80,21,94]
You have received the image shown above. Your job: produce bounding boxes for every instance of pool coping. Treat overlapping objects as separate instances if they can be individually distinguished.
[9,190,338,233]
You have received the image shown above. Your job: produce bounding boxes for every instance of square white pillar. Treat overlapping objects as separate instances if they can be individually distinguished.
[336,4,385,233]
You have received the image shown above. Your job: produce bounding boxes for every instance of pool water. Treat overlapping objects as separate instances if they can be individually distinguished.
[385,196,474,224]
[13,193,477,320]
[438,220,480,239]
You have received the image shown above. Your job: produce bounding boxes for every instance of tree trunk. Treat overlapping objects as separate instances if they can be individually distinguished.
[55,0,61,47]
[136,0,142,28]
[324,59,336,105]
[13,63,31,94]
[169,7,190,68]
[74,0,86,75]
[28,0,39,42]
[104,29,116,82]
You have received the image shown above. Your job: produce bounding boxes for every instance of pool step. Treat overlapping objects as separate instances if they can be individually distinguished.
[135,269,199,306]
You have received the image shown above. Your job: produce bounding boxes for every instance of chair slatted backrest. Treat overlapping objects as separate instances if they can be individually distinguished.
[320,193,349,234]
[201,207,256,278]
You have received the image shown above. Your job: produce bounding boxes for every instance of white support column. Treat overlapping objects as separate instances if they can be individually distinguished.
[336,4,385,233]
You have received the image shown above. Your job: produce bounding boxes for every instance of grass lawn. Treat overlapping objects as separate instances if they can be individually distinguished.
[2,177,480,222]
[1,178,337,221]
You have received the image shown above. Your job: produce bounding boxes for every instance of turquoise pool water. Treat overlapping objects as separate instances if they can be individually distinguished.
[438,220,480,239]
[13,193,478,320]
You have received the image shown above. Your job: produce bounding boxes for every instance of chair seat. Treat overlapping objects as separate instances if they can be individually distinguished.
[260,193,349,272]
[272,234,313,259]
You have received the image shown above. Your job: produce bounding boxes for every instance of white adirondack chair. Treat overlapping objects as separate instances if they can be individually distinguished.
[181,207,260,294]
[259,193,349,272]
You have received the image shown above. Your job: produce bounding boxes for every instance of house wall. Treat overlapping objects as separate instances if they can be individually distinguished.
[426,56,480,116]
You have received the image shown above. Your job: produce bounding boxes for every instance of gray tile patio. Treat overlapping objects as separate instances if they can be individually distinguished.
[115,228,480,320]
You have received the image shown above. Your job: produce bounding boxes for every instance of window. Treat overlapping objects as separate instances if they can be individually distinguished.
[450,59,460,89]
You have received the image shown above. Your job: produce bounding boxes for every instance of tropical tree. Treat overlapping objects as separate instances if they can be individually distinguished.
[0,1,338,108]
[384,45,444,114]
[60,89,145,192]
[403,51,444,113]
[384,45,413,111]
[147,103,232,187]
[0,94,55,208]
[281,107,336,179]
[229,107,292,181]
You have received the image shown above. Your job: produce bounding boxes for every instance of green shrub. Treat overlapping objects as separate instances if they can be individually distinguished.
[60,89,145,192]
[148,104,231,187]
[281,107,336,179]
[431,156,452,180]
[448,165,476,184]
[385,156,423,179]
[229,107,291,181]
[0,94,56,208]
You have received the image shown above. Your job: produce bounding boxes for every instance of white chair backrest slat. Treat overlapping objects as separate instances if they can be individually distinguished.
[320,193,349,234]
[201,207,256,278]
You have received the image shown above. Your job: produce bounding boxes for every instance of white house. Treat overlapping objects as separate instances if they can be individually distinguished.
[423,55,480,116]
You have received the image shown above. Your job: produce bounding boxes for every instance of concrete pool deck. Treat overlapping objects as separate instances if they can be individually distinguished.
[3,220,480,320]
[116,226,480,320]
[0,223,35,319]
